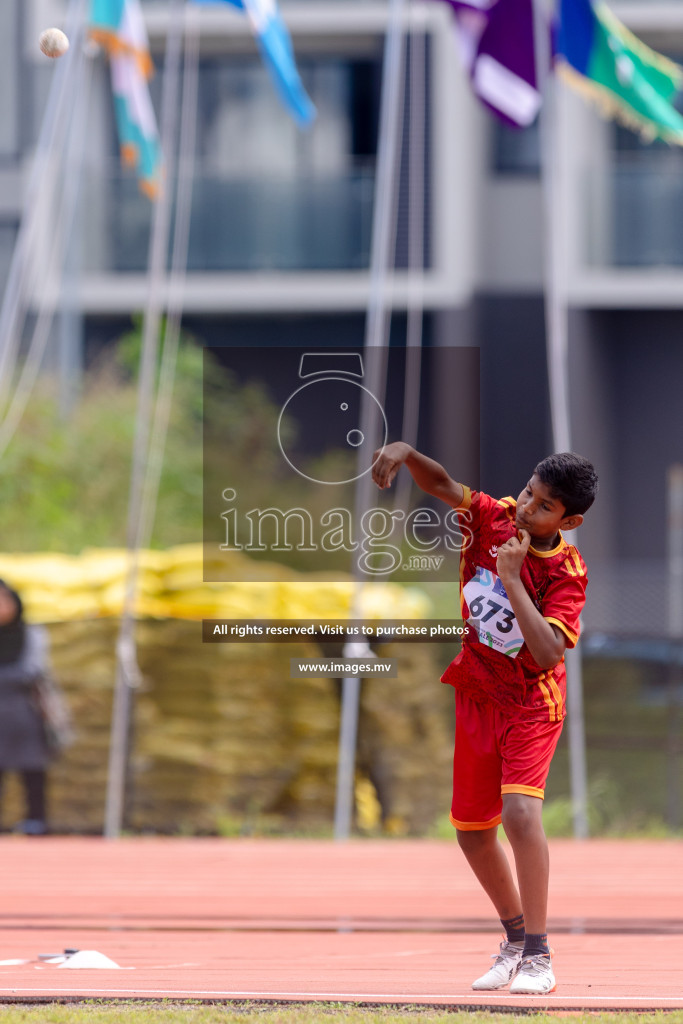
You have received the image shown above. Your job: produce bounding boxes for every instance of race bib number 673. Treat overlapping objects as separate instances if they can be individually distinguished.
[462,566,525,658]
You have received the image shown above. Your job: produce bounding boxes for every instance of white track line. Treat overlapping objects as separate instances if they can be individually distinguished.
[0,988,681,1006]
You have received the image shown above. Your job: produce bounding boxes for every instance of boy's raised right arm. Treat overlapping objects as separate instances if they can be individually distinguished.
[372,442,465,508]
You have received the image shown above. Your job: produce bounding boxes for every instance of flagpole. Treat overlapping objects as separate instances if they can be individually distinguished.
[0,0,88,410]
[136,3,200,560]
[533,0,589,839]
[395,4,425,516]
[104,0,187,839]
[333,0,406,841]
[0,16,91,462]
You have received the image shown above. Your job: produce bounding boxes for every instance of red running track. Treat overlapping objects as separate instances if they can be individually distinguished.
[0,837,679,1010]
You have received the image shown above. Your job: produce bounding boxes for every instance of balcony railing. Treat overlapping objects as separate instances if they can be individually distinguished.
[82,169,375,273]
[587,154,683,268]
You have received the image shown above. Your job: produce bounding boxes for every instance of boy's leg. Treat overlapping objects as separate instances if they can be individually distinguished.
[451,692,526,990]
[452,691,524,918]
[501,793,547,934]
[456,826,522,922]
[457,827,526,990]
[498,714,562,938]
[499,717,562,995]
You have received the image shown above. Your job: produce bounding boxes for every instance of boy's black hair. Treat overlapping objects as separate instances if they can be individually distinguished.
[533,452,598,517]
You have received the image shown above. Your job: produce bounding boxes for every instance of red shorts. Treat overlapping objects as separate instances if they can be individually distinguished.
[450,690,563,831]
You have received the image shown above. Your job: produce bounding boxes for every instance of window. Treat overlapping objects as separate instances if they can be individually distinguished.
[491,119,540,176]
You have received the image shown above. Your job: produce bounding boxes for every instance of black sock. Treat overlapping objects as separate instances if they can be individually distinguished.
[500,913,525,944]
[522,932,549,957]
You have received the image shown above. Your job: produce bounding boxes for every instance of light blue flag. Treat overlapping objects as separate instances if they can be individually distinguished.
[193,0,316,127]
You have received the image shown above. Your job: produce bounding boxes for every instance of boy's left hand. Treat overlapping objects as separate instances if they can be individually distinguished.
[496,529,531,583]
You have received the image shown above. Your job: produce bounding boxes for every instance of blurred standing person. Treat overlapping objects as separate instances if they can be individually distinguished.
[0,581,56,834]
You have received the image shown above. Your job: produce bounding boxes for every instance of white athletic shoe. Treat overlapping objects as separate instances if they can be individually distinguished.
[509,952,556,994]
[471,939,524,990]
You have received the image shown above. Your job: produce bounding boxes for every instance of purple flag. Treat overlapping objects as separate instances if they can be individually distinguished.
[441,0,546,128]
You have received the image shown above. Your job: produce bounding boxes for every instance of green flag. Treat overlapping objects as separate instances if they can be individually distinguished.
[556,0,683,144]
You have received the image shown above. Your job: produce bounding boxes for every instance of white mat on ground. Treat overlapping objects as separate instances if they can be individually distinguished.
[57,950,127,969]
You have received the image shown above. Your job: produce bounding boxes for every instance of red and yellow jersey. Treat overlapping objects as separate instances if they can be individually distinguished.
[441,487,587,722]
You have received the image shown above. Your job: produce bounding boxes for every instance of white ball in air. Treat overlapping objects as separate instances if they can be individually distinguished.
[39,28,70,58]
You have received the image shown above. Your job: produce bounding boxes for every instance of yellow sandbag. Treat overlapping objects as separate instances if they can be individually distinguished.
[0,547,431,623]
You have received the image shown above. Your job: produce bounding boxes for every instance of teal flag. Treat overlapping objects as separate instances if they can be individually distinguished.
[89,0,161,197]
[90,0,126,33]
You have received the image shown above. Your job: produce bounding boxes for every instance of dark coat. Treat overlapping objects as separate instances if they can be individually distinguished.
[0,625,51,770]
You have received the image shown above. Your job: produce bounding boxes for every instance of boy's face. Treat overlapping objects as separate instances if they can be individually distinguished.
[515,474,583,546]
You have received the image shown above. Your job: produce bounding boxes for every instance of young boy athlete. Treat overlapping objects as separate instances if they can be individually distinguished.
[372,443,598,995]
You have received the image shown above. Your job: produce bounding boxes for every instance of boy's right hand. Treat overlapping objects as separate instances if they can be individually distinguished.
[371,442,413,489]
